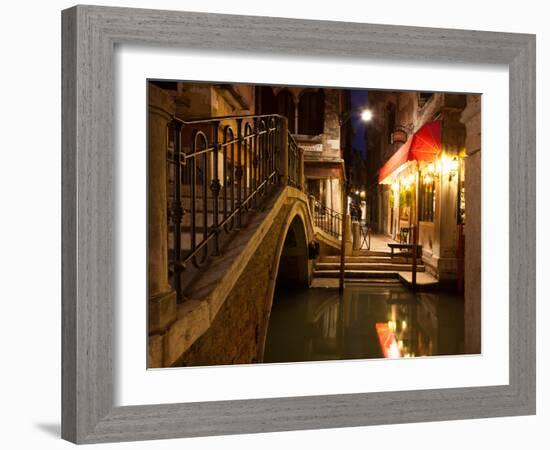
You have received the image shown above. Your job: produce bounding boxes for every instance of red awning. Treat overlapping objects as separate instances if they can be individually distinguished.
[378,120,441,183]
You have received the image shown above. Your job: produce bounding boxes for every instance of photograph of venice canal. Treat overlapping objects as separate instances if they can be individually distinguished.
[147,80,481,368]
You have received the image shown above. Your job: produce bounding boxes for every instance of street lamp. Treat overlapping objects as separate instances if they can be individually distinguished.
[339,108,373,126]
[360,109,373,122]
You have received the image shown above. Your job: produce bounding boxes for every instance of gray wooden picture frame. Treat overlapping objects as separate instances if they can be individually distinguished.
[61,4,536,444]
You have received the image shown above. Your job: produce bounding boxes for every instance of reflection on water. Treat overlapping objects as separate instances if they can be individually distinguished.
[263,283,465,363]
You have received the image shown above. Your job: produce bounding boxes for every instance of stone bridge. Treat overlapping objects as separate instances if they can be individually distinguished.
[148,185,343,367]
[147,84,344,367]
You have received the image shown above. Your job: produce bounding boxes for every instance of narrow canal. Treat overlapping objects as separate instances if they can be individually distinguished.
[263,283,465,363]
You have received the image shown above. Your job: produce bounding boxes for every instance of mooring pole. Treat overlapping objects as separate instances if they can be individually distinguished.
[412,224,418,292]
[339,202,347,294]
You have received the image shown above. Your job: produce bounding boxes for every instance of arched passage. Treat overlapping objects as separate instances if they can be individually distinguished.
[276,215,310,288]
[276,90,296,133]
[257,210,312,362]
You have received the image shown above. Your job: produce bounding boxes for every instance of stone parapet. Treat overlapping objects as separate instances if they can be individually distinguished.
[147,83,177,348]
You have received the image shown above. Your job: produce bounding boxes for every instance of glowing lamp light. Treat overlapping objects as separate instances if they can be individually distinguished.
[441,155,460,181]
[403,174,415,188]
[360,190,366,198]
[427,162,435,174]
[450,156,460,173]
[361,109,373,122]
[436,159,443,175]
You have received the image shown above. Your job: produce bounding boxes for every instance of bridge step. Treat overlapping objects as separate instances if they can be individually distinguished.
[315,262,425,272]
[398,271,439,288]
[312,269,401,279]
[311,277,402,288]
[320,251,401,259]
[318,255,414,264]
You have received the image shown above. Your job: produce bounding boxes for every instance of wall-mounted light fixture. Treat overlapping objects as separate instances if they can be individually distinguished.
[448,156,459,181]
[436,154,460,182]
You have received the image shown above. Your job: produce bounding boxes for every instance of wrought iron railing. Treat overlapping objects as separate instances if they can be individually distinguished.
[287,132,300,188]
[166,114,283,303]
[312,199,343,239]
[360,220,371,250]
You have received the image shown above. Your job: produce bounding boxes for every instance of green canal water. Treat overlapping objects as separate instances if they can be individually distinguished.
[263,283,465,363]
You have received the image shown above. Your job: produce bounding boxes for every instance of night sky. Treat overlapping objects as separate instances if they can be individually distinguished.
[350,90,369,159]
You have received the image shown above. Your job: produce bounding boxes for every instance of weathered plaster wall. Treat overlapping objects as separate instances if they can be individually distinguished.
[461,94,482,354]
[321,89,341,157]
[174,83,255,120]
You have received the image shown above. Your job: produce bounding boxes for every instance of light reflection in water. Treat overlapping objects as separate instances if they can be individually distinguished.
[263,283,465,363]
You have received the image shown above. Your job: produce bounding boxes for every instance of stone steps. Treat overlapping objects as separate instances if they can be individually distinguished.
[398,271,439,288]
[311,277,402,288]
[318,255,413,264]
[312,269,401,279]
[315,262,425,272]
[312,252,427,284]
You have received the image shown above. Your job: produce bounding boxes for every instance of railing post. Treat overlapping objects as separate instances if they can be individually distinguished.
[210,121,221,256]
[298,147,305,191]
[171,120,184,303]
[252,117,259,208]
[235,118,243,229]
[279,116,289,185]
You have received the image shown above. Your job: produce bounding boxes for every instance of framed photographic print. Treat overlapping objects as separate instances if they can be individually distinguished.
[61,4,536,444]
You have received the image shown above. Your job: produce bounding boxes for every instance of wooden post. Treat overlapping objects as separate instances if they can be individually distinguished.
[412,224,418,292]
[339,195,347,293]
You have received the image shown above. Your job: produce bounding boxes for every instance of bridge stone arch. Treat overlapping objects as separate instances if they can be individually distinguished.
[277,215,310,287]
[256,197,315,360]
[164,187,319,367]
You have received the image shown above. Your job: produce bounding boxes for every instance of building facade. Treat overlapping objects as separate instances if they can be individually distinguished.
[154,82,349,217]
[256,86,347,216]
[365,91,480,286]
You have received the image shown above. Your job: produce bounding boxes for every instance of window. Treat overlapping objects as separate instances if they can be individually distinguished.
[419,172,436,222]
[418,92,434,108]
[257,85,277,114]
[298,90,324,135]
[386,103,396,144]
[276,90,295,133]
[307,179,322,201]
